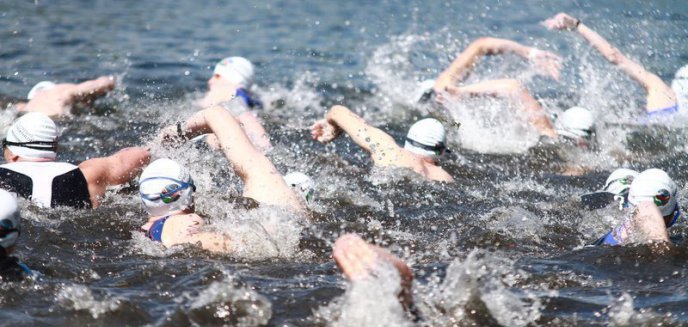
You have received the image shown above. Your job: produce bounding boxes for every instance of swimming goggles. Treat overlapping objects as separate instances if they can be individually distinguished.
[405,137,449,156]
[140,177,196,204]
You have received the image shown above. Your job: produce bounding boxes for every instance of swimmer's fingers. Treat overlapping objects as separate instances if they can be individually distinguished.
[542,13,578,31]
[310,119,339,143]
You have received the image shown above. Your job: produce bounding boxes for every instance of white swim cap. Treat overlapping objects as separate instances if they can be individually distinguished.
[139,159,195,217]
[603,168,639,196]
[404,118,447,159]
[0,190,20,252]
[415,79,436,103]
[671,64,688,108]
[283,172,315,203]
[555,106,596,141]
[213,57,255,88]
[628,168,678,217]
[27,81,56,100]
[4,112,59,160]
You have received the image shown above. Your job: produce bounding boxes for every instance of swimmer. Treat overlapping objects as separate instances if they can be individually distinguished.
[12,76,116,117]
[162,106,305,211]
[1,112,150,208]
[0,190,31,281]
[333,234,414,314]
[310,105,454,183]
[197,57,272,151]
[139,158,232,252]
[544,13,682,116]
[581,168,639,210]
[592,168,679,246]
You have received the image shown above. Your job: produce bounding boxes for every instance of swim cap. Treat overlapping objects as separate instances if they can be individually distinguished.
[555,106,595,142]
[139,159,196,217]
[283,172,315,203]
[27,81,56,100]
[0,190,20,253]
[671,64,688,108]
[404,118,447,159]
[213,57,255,88]
[628,168,678,218]
[603,168,639,196]
[3,112,59,160]
[415,79,436,103]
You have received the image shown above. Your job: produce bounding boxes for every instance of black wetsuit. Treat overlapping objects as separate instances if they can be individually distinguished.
[0,162,91,209]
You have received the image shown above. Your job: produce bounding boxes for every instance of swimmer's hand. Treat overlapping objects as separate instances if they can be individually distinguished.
[528,49,562,80]
[310,119,341,143]
[542,13,580,31]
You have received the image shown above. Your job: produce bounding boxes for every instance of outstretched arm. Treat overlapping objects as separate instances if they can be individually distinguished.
[434,37,561,91]
[543,13,676,111]
[70,76,116,104]
[79,147,151,207]
[311,105,406,166]
[444,79,557,137]
[181,106,304,211]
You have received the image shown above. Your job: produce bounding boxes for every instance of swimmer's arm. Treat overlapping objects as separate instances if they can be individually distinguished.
[194,106,304,210]
[434,37,561,90]
[79,147,151,207]
[70,76,116,103]
[445,79,557,137]
[544,13,676,110]
[236,111,273,151]
[324,105,404,164]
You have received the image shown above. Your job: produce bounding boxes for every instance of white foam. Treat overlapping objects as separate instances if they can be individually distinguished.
[56,284,121,319]
[314,262,412,327]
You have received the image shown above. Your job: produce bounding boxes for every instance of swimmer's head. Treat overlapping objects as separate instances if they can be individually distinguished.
[284,172,315,204]
[415,79,436,103]
[555,106,596,149]
[0,190,20,257]
[139,159,196,217]
[671,64,688,108]
[404,118,448,160]
[213,57,255,88]
[628,168,680,227]
[603,168,639,197]
[27,81,56,100]
[3,112,59,161]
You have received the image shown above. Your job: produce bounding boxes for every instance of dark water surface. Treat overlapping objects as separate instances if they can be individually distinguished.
[2,0,688,326]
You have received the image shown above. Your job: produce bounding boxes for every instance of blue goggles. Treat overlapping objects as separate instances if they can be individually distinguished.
[139,177,195,204]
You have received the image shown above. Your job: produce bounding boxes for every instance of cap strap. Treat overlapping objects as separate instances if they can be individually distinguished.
[2,139,57,151]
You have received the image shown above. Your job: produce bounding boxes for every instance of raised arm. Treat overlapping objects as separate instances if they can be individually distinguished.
[444,79,556,137]
[181,106,304,211]
[70,76,116,103]
[543,13,676,111]
[311,105,406,166]
[78,146,151,207]
[434,37,561,91]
